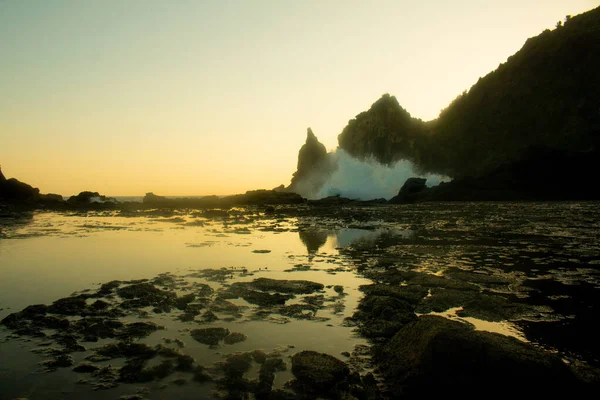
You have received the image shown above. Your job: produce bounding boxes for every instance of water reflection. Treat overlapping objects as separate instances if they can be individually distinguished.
[298,229,328,257]
[297,227,415,258]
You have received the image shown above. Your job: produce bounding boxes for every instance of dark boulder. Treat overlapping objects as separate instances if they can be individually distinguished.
[291,351,350,392]
[38,193,64,203]
[0,174,40,202]
[389,178,428,204]
[142,192,168,205]
[378,315,585,397]
[68,191,116,204]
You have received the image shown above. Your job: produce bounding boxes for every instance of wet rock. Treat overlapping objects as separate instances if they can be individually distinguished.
[117,321,159,340]
[90,366,120,390]
[177,313,196,322]
[73,317,123,341]
[199,310,219,323]
[47,295,88,315]
[172,377,187,385]
[40,354,74,371]
[352,295,417,339]
[333,285,345,295]
[148,359,176,380]
[156,345,183,358]
[194,283,214,298]
[210,298,242,315]
[256,357,287,397]
[176,354,195,371]
[89,299,110,311]
[291,351,350,393]
[220,283,293,307]
[96,280,121,296]
[162,337,185,348]
[174,294,196,310]
[456,293,534,321]
[88,342,157,361]
[251,349,268,364]
[360,284,429,306]
[119,395,146,400]
[193,365,214,382]
[302,294,325,307]
[73,362,100,373]
[379,315,583,397]
[118,359,153,383]
[53,333,86,352]
[416,289,532,322]
[68,191,116,204]
[264,205,276,214]
[190,327,230,346]
[188,268,234,282]
[117,283,177,313]
[222,352,253,378]
[250,278,324,294]
[119,358,176,383]
[279,304,319,320]
[224,332,247,345]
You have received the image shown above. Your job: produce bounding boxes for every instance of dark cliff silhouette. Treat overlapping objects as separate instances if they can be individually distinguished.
[336,7,600,186]
[287,128,334,197]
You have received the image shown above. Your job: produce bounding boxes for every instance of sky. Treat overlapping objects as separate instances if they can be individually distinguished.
[1,0,597,196]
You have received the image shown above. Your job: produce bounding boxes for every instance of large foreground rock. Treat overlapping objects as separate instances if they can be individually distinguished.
[379,315,585,397]
[291,351,350,391]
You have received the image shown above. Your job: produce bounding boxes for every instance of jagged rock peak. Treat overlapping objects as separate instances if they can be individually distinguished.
[0,166,6,182]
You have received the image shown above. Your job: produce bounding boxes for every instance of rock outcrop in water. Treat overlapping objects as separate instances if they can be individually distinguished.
[0,167,40,202]
[287,128,334,197]
[68,191,116,204]
[142,189,304,208]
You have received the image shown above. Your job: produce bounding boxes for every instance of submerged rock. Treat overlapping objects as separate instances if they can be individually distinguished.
[117,283,177,312]
[190,327,230,346]
[248,278,324,294]
[224,332,247,345]
[40,354,74,371]
[73,362,101,373]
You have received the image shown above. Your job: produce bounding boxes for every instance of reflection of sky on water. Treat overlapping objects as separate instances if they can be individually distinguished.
[296,227,414,256]
[0,211,372,399]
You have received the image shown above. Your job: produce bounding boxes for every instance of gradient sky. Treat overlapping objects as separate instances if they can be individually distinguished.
[1,0,597,196]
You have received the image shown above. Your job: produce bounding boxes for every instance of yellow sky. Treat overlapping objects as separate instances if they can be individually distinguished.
[1,0,597,196]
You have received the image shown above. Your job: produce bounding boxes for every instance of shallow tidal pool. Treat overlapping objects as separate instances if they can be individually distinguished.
[1,202,599,399]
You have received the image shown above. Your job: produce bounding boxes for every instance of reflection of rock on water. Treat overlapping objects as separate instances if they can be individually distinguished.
[298,230,328,255]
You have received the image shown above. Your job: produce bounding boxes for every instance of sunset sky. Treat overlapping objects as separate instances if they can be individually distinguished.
[1,0,596,196]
